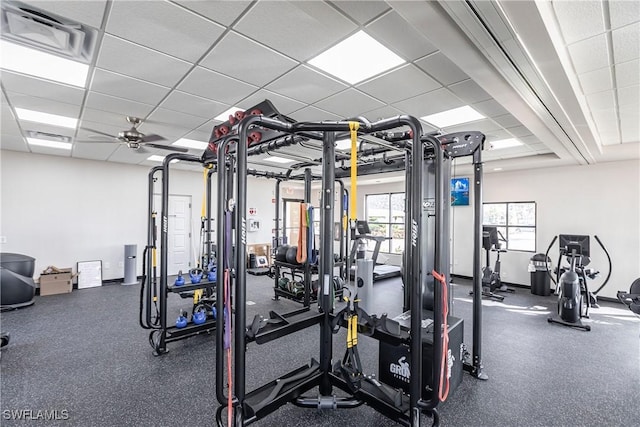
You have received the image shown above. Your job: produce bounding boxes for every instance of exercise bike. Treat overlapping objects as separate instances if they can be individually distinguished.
[470,226,513,301]
[545,234,611,331]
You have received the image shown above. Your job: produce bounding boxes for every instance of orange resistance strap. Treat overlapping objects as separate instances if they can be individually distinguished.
[296,203,308,264]
[432,269,450,402]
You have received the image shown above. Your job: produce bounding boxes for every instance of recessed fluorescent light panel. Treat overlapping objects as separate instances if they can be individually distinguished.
[421,106,485,128]
[263,156,295,164]
[308,31,405,84]
[490,138,522,149]
[15,108,78,128]
[493,167,503,171]
[214,106,243,122]
[1,40,89,87]
[26,137,72,150]
[335,139,354,151]
[173,138,208,150]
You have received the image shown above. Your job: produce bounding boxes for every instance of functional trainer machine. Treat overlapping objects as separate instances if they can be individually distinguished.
[545,234,612,331]
[206,104,488,427]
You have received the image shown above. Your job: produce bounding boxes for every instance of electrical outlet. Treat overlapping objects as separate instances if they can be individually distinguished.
[104,262,110,269]
[0,236,6,244]
[118,261,124,268]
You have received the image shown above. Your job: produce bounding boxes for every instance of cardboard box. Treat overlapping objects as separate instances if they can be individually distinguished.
[247,244,271,267]
[39,269,73,296]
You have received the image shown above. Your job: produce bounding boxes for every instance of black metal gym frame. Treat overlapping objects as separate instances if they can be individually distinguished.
[215,114,444,426]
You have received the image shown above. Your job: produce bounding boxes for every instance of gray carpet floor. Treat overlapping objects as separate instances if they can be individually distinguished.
[1,274,638,426]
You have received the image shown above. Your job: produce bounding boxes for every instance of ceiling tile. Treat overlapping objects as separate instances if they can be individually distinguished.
[290,106,342,122]
[172,0,253,26]
[330,1,390,24]
[609,0,640,29]
[238,89,306,115]
[106,1,225,62]
[1,107,22,136]
[266,65,347,104]
[107,145,152,164]
[28,145,72,157]
[84,92,155,118]
[492,114,522,129]
[97,35,192,87]
[567,34,609,74]
[0,72,85,106]
[234,1,356,61]
[360,105,405,121]
[586,90,615,112]
[143,108,209,131]
[612,22,640,64]
[577,67,613,94]
[314,88,384,119]
[0,133,28,152]
[7,92,81,118]
[160,91,227,119]
[72,142,119,161]
[471,99,509,118]
[553,1,605,44]
[356,64,441,104]
[619,108,639,143]
[414,53,469,86]
[446,119,502,135]
[506,125,533,138]
[181,129,212,144]
[615,59,640,87]
[447,79,492,104]
[76,120,125,140]
[23,1,107,27]
[617,86,640,106]
[200,31,298,86]
[194,120,219,135]
[484,129,513,141]
[90,68,170,105]
[393,88,464,118]
[366,11,438,61]
[177,67,258,105]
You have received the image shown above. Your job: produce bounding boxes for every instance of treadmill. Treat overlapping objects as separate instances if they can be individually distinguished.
[349,220,402,281]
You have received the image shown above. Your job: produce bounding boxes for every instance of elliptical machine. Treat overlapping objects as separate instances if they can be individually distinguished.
[545,234,612,331]
[470,226,513,301]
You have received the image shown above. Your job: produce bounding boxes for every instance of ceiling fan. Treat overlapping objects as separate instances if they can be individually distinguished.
[78,116,188,153]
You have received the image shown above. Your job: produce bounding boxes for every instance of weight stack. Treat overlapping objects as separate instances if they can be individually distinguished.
[123,244,138,285]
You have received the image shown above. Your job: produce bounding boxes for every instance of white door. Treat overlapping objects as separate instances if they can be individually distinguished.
[154,194,192,276]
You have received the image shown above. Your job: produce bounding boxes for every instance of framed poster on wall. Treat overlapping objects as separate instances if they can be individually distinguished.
[451,177,470,206]
[77,260,103,289]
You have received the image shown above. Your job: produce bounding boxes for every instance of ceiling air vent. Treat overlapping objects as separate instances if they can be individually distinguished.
[1,0,97,63]
[25,130,71,143]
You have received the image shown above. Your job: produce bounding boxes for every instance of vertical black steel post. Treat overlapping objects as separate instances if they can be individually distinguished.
[275,179,281,249]
[206,167,214,271]
[338,180,345,277]
[304,168,312,306]
[146,166,161,327]
[472,160,487,379]
[158,160,170,355]
[215,144,228,404]
[403,150,412,313]
[319,131,336,396]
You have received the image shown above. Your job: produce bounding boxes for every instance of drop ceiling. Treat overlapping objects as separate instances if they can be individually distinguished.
[0,0,638,174]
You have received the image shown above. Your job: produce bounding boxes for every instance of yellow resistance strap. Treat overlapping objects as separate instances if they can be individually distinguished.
[349,122,359,222]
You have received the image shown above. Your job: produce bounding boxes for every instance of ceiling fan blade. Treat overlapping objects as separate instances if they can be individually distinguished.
[80,127,117,139]
[141,134,166,143]
[144,142,188,153]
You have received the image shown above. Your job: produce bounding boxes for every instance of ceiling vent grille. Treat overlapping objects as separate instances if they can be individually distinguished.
[25,130,71,143]
[1,1,97,63]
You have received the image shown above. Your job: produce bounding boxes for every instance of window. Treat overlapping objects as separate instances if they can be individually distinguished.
[483,202,536,252]
[365,193,405,254]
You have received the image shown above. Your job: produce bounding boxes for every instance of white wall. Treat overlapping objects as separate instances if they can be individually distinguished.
[0,150,282,281]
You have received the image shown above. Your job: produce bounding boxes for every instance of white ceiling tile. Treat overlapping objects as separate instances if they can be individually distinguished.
[84,92,155,118]
[612,22,640,64]
[599,132,621,145]
[617,86,640,106]
[577,66,613,94]
[97,35,192,87]
[177,67,258,105]
[7,92,81,118]
[238,90,306,116]
[23,1,107,28]
[194,120,219,135]
[586,90,615,112]
[290,106,342,122]
[200,32,298,86]
[366,11,438,61]
[234,1,357,61]
[360,105,405,121]
[76,121,124,141]
[507,125,533,138]
[471,99,509,118]
[107,145,152,164]
[484,129,513,141]
[72,141,119,161]
[314,88,384,119]
[591,107,618,127]
[181,129,212,144]
[356,65,441,104]
[1,107,22,136]
[609,0,640,29]
[447,79,492,104]
[160,91,228,119]
[0,133,28,152]
[106,1,225,62]
[446,119,502,135]
[393,88,464,117]
[567,34,609,74]
[28,144,72,157]
[330,1,390,25]
[90,68,170,105]
[266,65,347,104]
[0,71,85,105]
[492,114,522,129]
[414,53,469,86]
[553,1,605,44]
[142,108,209,131]
[615,59,640,87]
[172,0,253,26]
[619,109,639,143]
